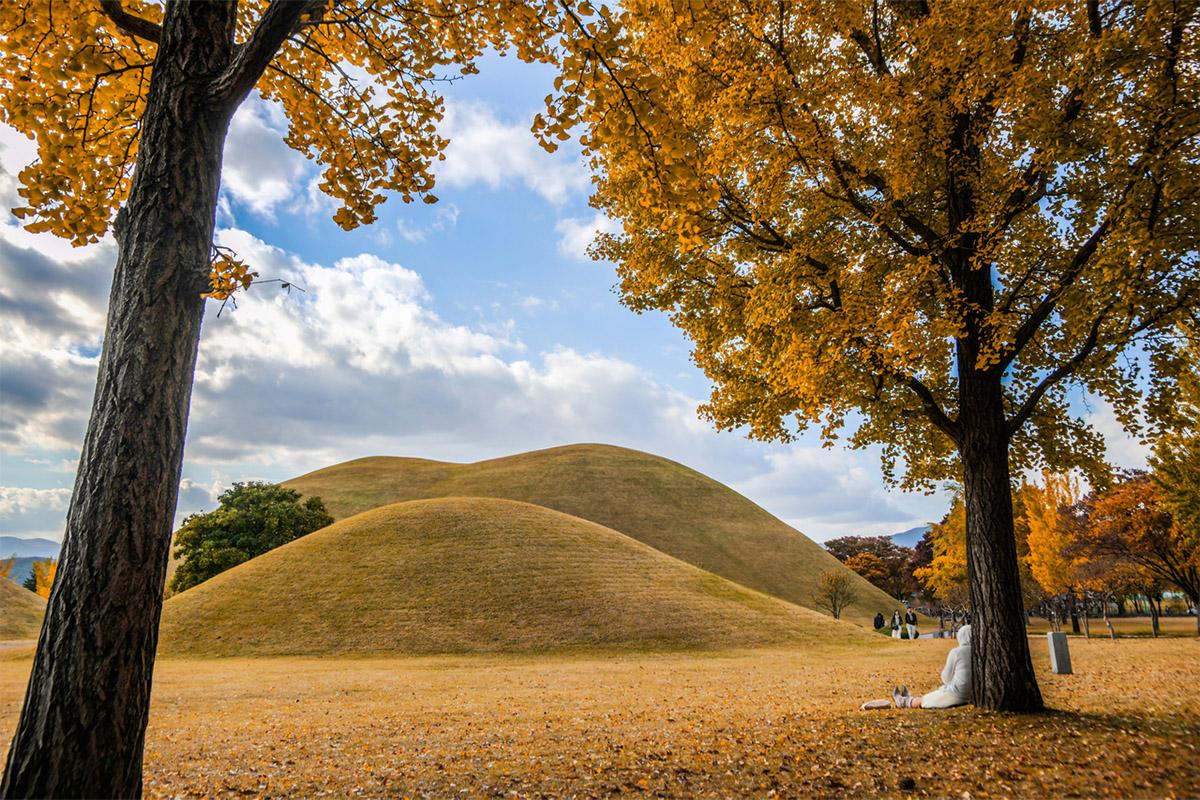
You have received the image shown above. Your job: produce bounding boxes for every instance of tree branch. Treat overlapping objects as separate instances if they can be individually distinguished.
[996,205,1122,372]
[97,0,161,44]
[849,0,889,75]
[1006,308,1109,436]
[902,373,961,444]
[211,0,324,108]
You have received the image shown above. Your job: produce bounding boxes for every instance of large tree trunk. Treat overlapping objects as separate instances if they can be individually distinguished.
[959,371,1044,712]
[1,5,236,797]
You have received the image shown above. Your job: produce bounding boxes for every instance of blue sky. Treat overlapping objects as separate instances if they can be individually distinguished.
[0,53,1147,546]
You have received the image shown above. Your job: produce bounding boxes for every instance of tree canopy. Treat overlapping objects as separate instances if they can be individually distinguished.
[1,0,574,294]
[541,0,1199,709]
[541,0,1199,487]
[170,482,332,593]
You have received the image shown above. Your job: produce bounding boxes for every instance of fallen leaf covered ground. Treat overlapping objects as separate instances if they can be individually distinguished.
[1,637,1196,798]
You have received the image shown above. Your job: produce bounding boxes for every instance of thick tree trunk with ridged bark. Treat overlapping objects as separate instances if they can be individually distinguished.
[0,5,237,797]
[959,369,1044,712]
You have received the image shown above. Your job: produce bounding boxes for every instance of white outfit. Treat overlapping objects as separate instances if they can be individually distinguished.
[891,614,902,638]
[920,625,972,709]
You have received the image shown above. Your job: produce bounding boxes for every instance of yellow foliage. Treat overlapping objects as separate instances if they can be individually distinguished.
[541,1,1200,490]
[1023,472,1084,596]
[915,494,967,605]
[31,559,57,600]
[0,0,586,297]
[0,558,12,580]
[3,643,1195,798]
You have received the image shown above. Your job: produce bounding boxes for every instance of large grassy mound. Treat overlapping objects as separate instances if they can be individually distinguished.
[0,580,44,641]
[284,444,901,625]
[159,497,871,657]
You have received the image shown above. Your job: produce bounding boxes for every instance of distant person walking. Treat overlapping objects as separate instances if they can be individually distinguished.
[891,610,902,639]
[874,612,885,631]
[905,609,918,640]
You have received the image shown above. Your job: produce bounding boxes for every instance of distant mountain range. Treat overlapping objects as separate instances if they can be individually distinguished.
[1,536,61,559]
[889,526,930,548]
[1,537,60,587]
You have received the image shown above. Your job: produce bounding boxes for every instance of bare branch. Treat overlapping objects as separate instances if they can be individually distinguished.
[1006,308,1109,436]
[849,0,889,75]
[211,0,324,108]
[97,0,161,44]
[902,373,961,444]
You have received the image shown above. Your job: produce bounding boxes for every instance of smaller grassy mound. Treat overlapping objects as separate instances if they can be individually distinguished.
[159,497,873,657]
[0,580,44,640]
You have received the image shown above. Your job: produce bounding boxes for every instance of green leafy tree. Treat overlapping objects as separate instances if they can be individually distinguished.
[170,482,332,593]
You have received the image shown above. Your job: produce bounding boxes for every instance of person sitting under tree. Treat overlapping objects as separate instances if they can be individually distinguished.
[860,626,972,710]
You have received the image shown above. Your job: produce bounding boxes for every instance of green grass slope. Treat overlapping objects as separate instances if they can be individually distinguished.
[0,579,45,640]
[159,497,873,657]
[283,444,903,626]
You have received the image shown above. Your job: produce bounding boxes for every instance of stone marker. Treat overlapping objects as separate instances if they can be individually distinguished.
[1047,631,1072,674]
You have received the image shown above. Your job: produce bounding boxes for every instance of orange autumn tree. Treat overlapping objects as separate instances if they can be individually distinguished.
[543,0,1200,710]
[1025,472,1087,602]
[842,551,891,596]
[1150,323,1200,558]
[0,2,584,795]
[0,558,13,580]
[1087,474,1200,636]
[918,488,1040,610]
[31,559,58,600]
[915,494,968,607]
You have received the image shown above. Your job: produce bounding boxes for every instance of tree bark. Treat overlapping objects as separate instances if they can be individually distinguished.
[1,4,237,797]
[1102,594,1115,639]
[959,370,1044,712]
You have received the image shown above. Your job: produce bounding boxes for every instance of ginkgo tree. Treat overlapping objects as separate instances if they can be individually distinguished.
[0,1,586,796]
[541,0,1200,710]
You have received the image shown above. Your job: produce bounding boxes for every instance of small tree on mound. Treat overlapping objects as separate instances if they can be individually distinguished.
[170,482,332,594]
[812,569,857,620]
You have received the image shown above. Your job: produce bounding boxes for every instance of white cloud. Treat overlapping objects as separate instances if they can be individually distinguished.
[1086,397,1150,469]
[0,487,72,514]
[395,202,459,243]
[436,101,589,205]
[220,97,310,218]
[520,295,558,312]
[556,213,620,261]
[732,448,938,542]
[0,210,948,544]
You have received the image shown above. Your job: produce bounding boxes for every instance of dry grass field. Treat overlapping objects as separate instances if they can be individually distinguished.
[280,444,905,626]
[158,497,868,656]
[1026,615,1199,637]
[2,637,1196,798]
[0,580,43,641]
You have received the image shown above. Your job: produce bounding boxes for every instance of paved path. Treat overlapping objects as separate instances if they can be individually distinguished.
[0,640,34,650]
